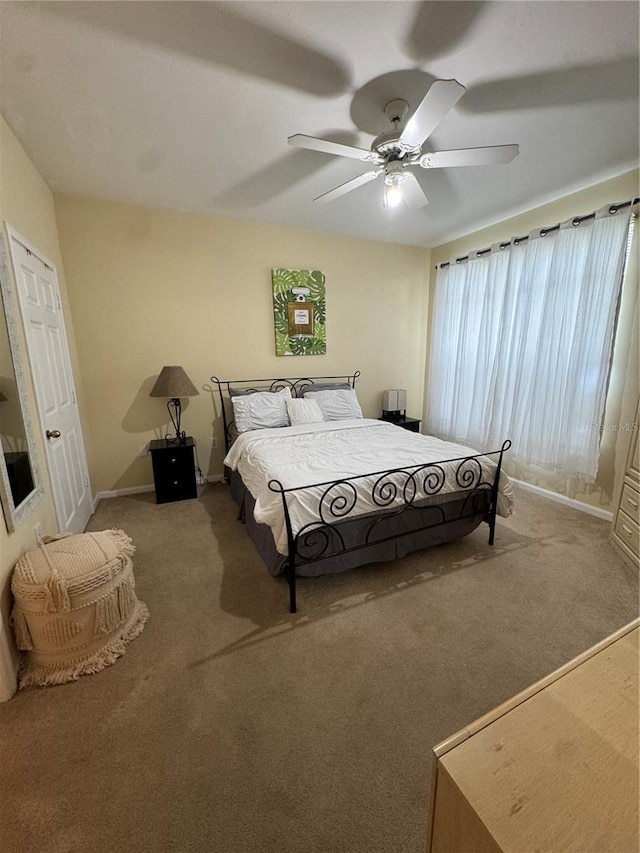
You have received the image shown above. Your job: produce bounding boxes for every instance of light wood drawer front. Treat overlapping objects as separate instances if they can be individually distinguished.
[621,483,640,522]
[614,510,639,558]
[429,626,640,853]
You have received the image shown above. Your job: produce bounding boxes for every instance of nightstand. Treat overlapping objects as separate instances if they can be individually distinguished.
[149,438,197,504]
[379,415,421,433]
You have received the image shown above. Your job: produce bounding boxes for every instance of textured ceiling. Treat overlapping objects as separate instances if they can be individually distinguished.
[0,1,638,248]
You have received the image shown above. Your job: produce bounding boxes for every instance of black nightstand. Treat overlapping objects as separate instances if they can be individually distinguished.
[149,438,197,504]
[379,415,422,433]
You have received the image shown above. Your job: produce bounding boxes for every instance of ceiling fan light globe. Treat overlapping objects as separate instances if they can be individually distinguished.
[383,182,403,208]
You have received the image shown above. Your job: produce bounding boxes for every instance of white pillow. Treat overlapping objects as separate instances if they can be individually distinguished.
[286,397,324,425]
[303,388,363,421]
[231,387,291,433]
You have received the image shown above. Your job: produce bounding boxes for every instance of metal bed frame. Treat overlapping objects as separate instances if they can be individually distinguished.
[212,373,511,613]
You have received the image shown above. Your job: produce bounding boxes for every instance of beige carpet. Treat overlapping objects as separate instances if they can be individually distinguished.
[0,484,637,853]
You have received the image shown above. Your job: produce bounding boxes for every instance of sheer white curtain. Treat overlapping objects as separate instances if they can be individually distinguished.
[427,205,632,481]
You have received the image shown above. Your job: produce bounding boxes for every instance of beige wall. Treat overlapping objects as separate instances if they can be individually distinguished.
[53,196,430,495]
[0,115,86,700]
[427,169,640,510]
[0,109,636,703]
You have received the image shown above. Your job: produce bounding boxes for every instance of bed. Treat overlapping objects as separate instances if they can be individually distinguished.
[212,373,513,612]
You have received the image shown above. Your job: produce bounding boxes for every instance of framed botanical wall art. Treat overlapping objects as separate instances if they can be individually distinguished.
[272,268,326,356]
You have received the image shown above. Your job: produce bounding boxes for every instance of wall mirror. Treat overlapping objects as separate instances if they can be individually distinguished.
[0,231,43,532]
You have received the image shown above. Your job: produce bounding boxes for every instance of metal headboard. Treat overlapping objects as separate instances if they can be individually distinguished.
[211,371,361,452]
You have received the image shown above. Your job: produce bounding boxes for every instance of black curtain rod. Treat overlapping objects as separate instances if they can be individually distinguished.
[437,196,639,270]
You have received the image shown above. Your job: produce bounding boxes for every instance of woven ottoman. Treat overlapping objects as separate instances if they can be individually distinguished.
[10,529,149,688]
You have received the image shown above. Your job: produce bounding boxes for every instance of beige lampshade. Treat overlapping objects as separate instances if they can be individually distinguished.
[382,389,407,410]
[149,366,199,399]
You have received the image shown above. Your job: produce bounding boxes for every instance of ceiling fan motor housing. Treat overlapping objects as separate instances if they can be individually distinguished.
[372,98,421,160]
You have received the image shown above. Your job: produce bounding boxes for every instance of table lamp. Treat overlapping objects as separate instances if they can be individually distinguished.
[382,389,407,421]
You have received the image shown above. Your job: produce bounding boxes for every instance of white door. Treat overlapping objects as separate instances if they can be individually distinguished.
[7,228,92,534]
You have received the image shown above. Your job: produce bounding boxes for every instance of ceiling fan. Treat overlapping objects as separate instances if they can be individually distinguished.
[288,79,519,209]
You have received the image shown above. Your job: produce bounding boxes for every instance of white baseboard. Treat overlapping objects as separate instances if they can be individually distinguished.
[511,478,613,521]
[94,485,155,504]
[94,474,224,506]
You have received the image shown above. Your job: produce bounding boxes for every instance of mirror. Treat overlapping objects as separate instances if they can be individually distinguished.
[0,231,43,532]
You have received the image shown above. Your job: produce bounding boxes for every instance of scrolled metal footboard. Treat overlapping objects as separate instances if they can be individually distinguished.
[269,439,512,613]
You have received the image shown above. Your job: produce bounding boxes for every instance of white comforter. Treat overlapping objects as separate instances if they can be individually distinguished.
[224,419,514,555]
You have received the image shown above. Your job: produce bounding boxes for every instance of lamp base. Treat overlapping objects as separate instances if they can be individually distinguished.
[164,433,188,445]
[381,409,406,422]
[165,398,187,443]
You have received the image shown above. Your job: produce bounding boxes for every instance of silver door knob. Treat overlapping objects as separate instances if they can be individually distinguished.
[46,429,61,439]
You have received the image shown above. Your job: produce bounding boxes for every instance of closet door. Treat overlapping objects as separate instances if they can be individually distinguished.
[8,229,92,534]
[611,399,639,569]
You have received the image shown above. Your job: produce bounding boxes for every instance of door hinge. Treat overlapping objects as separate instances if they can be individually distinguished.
[85,475,90,489]
[72,388,76,403]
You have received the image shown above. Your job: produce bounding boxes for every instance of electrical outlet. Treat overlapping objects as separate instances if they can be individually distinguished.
[138,443,149,457]
[211,437,218,450]
[34,523,43,546]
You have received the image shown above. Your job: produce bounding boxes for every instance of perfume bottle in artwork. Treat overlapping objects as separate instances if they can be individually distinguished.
[287,287,315,338]
[272,268,326,356]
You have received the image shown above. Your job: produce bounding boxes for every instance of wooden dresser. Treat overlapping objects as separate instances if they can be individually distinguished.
[611,399,639,569]
[426,619,639,853]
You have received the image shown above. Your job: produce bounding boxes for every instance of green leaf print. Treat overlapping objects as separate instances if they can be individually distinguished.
[308,271,326,301]
[272,268,326,356]
[272,268,296,296]
[275,330,291,357]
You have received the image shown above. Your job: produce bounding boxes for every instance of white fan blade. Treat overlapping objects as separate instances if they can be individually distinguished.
[420,144,520,169]
[314,169,383,203]
[288,134,382,163]
[399,79,466,150]
[401,172,429,209]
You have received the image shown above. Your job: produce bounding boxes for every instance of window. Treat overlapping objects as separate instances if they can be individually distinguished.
[427,205,633,481]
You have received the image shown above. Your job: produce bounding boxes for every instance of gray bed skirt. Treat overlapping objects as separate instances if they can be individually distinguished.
[226,468,488,578]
